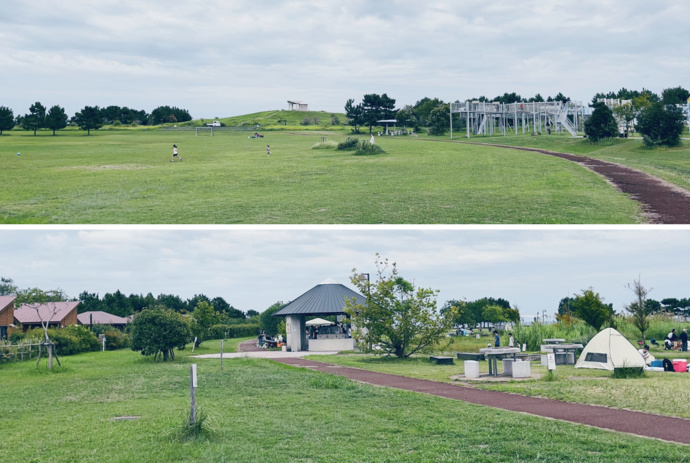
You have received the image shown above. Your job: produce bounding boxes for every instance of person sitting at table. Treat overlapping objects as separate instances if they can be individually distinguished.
[638,345,655,366]
[493,330,500,347]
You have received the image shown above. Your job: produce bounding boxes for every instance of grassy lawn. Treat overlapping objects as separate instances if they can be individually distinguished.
[446,133,690,192]
[1,345,688,462]
[310,342,690,420]
[0,129,642,224]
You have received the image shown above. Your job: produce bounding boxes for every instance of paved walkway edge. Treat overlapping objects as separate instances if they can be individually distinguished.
[274,357,690,445]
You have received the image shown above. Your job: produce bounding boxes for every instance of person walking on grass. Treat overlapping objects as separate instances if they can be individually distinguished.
[493,330,500,347]
[266,145,270,157]
[681,328,688,352]
[171,144,182,162]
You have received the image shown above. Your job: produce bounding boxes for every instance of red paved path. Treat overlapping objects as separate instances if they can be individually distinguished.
[274,358,690,445]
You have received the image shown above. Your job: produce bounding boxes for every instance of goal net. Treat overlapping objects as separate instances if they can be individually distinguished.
[195,127,213,136]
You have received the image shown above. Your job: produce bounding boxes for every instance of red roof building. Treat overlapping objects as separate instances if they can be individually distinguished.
[0,296,16,340]
[77,311,129,327]
[14,301,80,330]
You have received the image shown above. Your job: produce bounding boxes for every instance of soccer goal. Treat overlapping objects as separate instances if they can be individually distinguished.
[195,127,213,136]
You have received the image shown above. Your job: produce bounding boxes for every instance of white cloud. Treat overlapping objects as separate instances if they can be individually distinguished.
[1,0,686,117]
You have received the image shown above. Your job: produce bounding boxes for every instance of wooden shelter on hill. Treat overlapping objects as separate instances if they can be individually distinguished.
[14,301,80,330]
[273,278,366,352]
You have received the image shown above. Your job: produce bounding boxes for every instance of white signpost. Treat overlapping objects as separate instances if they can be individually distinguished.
[190,364,198,425]
[547,353,556,371]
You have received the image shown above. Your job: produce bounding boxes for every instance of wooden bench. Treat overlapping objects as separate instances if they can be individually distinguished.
[456,352,485,361]
[430,356,455,365]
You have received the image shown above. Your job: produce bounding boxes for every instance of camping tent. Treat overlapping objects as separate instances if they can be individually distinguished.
[575,327,645,370]
[305,318,334,327]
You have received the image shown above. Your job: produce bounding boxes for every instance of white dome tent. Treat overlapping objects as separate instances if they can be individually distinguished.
[575,327,645,371]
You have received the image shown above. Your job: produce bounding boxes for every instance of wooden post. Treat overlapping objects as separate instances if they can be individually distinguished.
[220,340,224,371]
[190,364,197,425]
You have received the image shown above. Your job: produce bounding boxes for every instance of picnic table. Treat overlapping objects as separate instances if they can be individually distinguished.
[542,338,566,344]
[540,343,584,364]
[479,347,521,377]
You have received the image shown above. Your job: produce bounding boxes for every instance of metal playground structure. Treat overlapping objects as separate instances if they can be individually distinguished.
[450,100,585,139]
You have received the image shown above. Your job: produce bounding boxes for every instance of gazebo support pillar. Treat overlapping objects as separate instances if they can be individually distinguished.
[286,315,307,352]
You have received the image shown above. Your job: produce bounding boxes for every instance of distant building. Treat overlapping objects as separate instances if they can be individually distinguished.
[0,296,17,340]
[287,100,309,111]
[77,311,130,329]
[14,301,80,330]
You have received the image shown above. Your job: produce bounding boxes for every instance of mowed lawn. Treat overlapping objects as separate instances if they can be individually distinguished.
[456,133,690,192]
[1,345,688,462]
[0,129,642,224]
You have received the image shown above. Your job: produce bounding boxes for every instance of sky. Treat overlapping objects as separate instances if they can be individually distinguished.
[1,228,689,320]
[2,0,688,119]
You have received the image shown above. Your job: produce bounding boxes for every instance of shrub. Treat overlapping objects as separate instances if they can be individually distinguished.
[636,102,685,148]
[612,367,645,379]
[207,323,260,340]
[311,141,338,149]
[584,103,619,142]
[337,137,360,150]
[104,330,130,350]
[9,331,25,343]
[354,139,385,155]
[50,325,100,355]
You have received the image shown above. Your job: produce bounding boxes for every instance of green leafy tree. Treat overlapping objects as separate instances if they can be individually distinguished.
[191,300,223,347]
[45,105,68,135]
[442,299,474,327]
[0,277,18,295]
[482,304,506,325]
[78,291,103,312]
[260,301,285,335]
[130,307,190,361]
[395,106,418,131]
[427,103,450,136]
[624,277,651,343]
[0,106,15,134]
[503,306,521,324]
[22,101,46,135]
[344,255,457,358]
[636,102,685,148]
[73,106,103,135]
[361,93,397,134]
[661,86,690,105]
[102,290,133,317]
[345,98,365,133]
[584,103,619,142]
[15,287,68,306]
[571,288,614,331]
[412,97,445,125]
[613,103,635,132]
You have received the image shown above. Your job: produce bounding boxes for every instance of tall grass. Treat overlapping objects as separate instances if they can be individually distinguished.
[512,321,595,351]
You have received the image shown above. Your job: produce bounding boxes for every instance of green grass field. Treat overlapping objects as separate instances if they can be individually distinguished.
[1,342,688,462]
[0,129,646,224]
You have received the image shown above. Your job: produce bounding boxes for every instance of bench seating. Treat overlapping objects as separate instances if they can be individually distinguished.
[430,356,455,365]
[456,352,485,361]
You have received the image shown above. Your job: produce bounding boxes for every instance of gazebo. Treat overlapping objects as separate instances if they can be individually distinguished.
[273,278,366,352]
[376,119,398,135]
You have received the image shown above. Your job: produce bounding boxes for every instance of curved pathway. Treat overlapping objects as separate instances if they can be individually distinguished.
[422,139,690,224]
[274,357,690,445]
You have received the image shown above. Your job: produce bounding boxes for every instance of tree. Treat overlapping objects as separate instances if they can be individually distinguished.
[45,105,68,135]
[571,288,613,331]
[442,299,473,327]
[211,296,244,319]
[130,307,190,361]
[344,255,456,358]
[584,103,619,142]
[0,277,17,295]
[482,305,506,325]
[78,291,103,312]
[0,106,15,134]
[260,301,286,335]
[149,106,192,125]
[625,277,651,343]
[661,86,690,105]
[361,93,396,134]
[427,103,450,136]
[73,106,103,135]
[412,97,445,125]
[613,103,635,133]
[246,309,260,318]
[395,106,418,131]
[22,101,46,135]
[21,290,71,369]
[344,98,365,133]
[190,300,223,347]
[636,102,685,148]
[102,290,132,317]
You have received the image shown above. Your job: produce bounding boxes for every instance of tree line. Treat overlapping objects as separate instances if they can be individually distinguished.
[345,86,689,141]
[0,103,193,136]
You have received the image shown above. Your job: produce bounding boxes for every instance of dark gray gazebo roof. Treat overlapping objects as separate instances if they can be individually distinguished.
[274,278,366,317]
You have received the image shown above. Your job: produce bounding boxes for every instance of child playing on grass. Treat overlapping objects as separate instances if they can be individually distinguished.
[171,144,182,162]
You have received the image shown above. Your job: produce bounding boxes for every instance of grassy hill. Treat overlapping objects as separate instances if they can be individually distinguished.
[189,109,348,130]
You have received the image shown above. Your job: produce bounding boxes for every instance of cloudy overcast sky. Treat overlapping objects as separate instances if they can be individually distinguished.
[1,228,688,319]
[2,0,687,118]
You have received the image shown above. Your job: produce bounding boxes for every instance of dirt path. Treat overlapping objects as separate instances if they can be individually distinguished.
[238,339,263,352]
[274,358,690,445]
[423,139,690,224]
